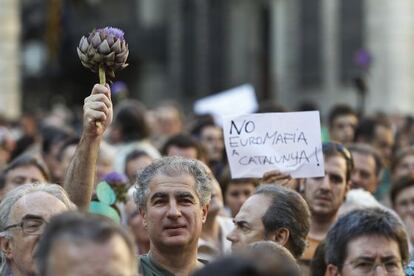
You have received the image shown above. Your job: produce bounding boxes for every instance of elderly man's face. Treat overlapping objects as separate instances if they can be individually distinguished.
[141,174,208,249]
[226,194,270,252]
[304,155,349,218]
[327,235,404,276]
[0,191,68,275]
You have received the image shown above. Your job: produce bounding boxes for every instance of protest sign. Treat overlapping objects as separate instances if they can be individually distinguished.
[193,84,258,125]
[223,111,324,179]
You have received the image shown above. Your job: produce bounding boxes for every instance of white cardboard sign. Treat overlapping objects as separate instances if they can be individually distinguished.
[222,111,325,179]
[193,84,258,125]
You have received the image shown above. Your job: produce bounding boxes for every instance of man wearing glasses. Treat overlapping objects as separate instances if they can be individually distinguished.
[0,183,75,276]
[325,207,409,276]
[301,142,354,263]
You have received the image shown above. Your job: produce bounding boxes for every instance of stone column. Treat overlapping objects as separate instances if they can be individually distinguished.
[321,0,340,105]
[0,0,21,119]
[194,0,209,97]
[365,0,414,114]
[167,0,184,99]
[269,0,301,107]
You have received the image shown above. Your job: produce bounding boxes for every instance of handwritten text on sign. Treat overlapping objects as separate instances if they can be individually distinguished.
[223,111,325,179]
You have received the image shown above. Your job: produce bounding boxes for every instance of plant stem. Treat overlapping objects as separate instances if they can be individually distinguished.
[99,65,106,85]
[96,64,105,129]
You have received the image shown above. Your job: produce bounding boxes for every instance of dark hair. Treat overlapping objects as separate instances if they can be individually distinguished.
[254,184,310,258]
[348,143,383,176]
[324,208,410,270]
[390,175,414,207]
[245,241,302,276]
[35,211,136,276]
[354,116,392,143]
[190,115,216,139]
[219,166,259,196]
[0,153,50,189]
[40,125,73,156]
[192,256,263,276]
[161,133,204,159]
[322,142,354,182]
[124,149,152,177]
[113,100,150,141]
[328,104,357,128]
[57,136,80,162]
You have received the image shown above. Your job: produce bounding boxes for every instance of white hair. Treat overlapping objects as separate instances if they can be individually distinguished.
[338,189,382,217]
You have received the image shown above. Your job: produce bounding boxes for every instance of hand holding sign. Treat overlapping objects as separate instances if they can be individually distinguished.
[262,170,297,189]
[223,111,324,179]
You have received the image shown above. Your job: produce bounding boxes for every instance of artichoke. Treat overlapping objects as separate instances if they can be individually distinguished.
[77,27,129,82]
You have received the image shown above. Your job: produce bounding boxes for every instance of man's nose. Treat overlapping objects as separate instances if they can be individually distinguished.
[166,201,182,218]
[372,264,387,276]
[238,194,248,203]
[351,172,360,185]
[226,229,238,243]
[320,175,332,190]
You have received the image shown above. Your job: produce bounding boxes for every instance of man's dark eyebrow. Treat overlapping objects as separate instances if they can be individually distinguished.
[22,214,44,220]
[233,219,249,228]
[380,256,401,262]
[352,256,399,263]
[353,256,376,262]
[150,192,168,202]
[175,191,195,199]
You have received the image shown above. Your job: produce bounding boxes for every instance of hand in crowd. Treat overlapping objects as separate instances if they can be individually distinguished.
[262,170,297,189]
[83,84,113,138]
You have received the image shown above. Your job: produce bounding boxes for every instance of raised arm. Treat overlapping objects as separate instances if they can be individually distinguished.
[64,84,113,211]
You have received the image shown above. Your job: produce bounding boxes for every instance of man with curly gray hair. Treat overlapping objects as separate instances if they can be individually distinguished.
[134,156,212,276]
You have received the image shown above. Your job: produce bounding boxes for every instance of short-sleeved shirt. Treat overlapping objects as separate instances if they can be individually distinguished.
[139,254,175,276]
[139,254,208,276]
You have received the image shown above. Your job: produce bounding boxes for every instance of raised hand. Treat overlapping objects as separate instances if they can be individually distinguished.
[83,84,113,138]
[262,169,297,189]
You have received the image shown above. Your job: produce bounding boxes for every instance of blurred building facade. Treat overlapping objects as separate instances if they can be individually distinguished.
[2,0,414,118]
[0,0,21,118]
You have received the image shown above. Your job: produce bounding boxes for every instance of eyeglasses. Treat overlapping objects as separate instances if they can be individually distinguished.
[345,258,404,274]
[4,214,47,235]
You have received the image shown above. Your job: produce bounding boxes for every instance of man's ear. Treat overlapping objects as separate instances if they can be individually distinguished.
[0,235,13,260]
[326,264,340,276]
[267,227,290,247]
[139,208,148,229]
[201,204,209,223]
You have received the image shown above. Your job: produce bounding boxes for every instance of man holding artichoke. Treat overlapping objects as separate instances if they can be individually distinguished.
[64,83,209,276]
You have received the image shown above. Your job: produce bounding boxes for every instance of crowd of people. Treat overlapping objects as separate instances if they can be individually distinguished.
[0,83,413,275]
